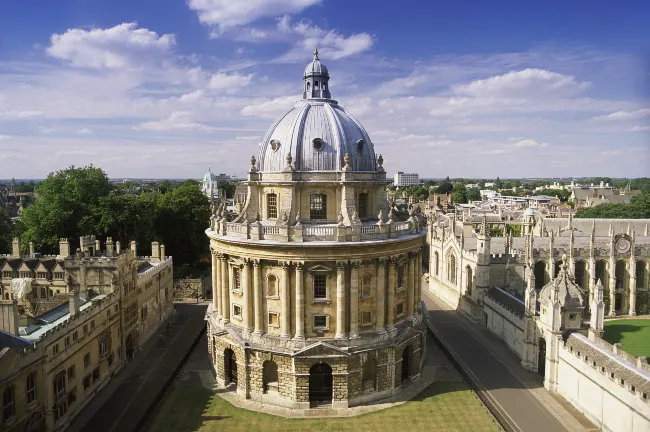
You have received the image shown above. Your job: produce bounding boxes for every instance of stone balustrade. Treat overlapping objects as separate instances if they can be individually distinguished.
[210,218,423,243]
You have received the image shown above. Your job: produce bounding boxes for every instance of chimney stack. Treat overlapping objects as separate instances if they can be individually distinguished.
[130,240,137,255]
[160,244,166,260]
[151,241,160,262]
[95,239,101,255]
[115,241,121,255]
[106,237,114,257]
[68,291,81,318]
[58,238,70,258]
[11,237,20,258]
[29,242,35,258]
[0,299,20,335]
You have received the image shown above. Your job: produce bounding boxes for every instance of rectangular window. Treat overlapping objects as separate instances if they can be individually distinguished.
[396,302,404,316]
[358,193,368,219]
[92,368,100,383]
[32,286,38,298]
[72,331,78,342]
[361,311,372,326]
[68,365,75,380]
[26,373,36,403]
[268,312,279,327]
[313,315,327,329]
[90,320,95,330]
[83,375,91,390]
[232,267,241,291]
[362,274,372,298]
[41,287,47,298]
[65,336,70,347]
[2,386,14,421]
[267,193,277,219]
[99,336,109,357]
[67,389,77,407]
[53,344,59,355]
[233,304,242,318]
[83,324,88,334]
[309,194,327,220]
[313,274,327,299]
[84,353,91,369]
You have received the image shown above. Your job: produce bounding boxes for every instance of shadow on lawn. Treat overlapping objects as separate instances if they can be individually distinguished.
[603,324,643,345]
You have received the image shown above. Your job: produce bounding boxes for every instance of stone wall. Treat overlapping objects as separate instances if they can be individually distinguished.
[483,294,525,359]
[173,275,210,300]
[557,333,650,432]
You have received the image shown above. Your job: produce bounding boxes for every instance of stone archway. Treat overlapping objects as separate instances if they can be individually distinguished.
[309,363,333,407]
[224,348,238,386]
[401,346,410,382]
[262,360,278,393]
[538,337,546,378]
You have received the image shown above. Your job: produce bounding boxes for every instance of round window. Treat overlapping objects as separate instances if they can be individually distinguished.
[356,139,365,152]
[313,138,324,151]
[270,140,280,152]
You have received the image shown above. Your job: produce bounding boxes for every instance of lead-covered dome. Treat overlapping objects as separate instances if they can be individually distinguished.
[258,51,376,172]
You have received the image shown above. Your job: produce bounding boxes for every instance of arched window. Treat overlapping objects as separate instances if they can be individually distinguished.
[362,357,377,393]
[554,261,562,278]
[448,254,457,285]
[267,193,277,219]
[615,261,627,290]
[314,81,319,89]
[26,372,36,403]
[434,252,439,276]
[262,360,278,393]
[465,266,473,295]
[595,261,608,289]
[575,261,587,290]
[397,265,405,288]
[307,82,311,91]
[534,261,547,287]
[267,274,278,297]
[358,193,368,219]
[362,273,372,298]
[310,194,327,220]
[3,386,15,422]
[636,260,647,289]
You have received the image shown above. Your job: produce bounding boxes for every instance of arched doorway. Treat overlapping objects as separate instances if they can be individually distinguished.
[224,348,238,386]
[125,334,135,360]
[537,337,546,378]
[262,360,278,393]
[534,262,547,288]
[401,347,410,382]
[362,357,377,393]
[309,363,333,407]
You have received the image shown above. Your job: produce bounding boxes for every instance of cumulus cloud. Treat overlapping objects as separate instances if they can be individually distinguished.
[591,108,650,121]
[0,134,10,141]
[209,72,253,92]
[188,0,321,30]
[136,111,215,131]
[76,128,93,135]
[455,68,590,98]
[47,22,175,69]
[274,16,373,61]
[511,138,548,148]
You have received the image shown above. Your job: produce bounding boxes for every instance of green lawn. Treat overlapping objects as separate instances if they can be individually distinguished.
[146,381,500,432]
[604,319,650,358]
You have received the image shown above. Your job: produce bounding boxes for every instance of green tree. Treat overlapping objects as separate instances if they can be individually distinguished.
[94,193,157,250]
[451,184,467,204]
[576,194,650,219]
[436,177,453,194]
[154,183,211,267]
[535,188,570,202]
[466,188,481,202]
[0,208,12,254]
[21,165,112,254]
[218,180,236,198]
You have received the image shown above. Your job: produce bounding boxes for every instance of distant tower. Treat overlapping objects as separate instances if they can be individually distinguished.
[200,167,219,201]
[522,207,535,236]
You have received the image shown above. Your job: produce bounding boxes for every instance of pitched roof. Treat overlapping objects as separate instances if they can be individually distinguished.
[0,328,32,350]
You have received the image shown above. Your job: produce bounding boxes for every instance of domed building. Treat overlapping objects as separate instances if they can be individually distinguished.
[205,50,427,409]
[200,167,219,201]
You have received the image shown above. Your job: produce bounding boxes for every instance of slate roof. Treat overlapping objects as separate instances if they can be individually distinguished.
[0,328,32,350]
[486,286,525,318]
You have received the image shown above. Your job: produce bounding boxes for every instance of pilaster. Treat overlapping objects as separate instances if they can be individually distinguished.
[221,255,230,323]
[386,258,396,328]
[350,260,360,338]
[253,260,263,334]
[335,261,347,339]
[407,256,414,318]
[375,258,386,331]
[294,262,305,339]
[280,261,291,338]
[242,258,252,333]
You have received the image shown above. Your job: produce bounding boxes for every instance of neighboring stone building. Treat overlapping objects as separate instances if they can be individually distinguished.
[205,50,427,410]
[0,238,173,431]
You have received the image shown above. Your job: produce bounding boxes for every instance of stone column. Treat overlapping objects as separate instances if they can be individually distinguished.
[629,260,637,315]
[280,262,291,338]
[375,258,386,331]
[407,256,414,318]
[588,257,596,308]
[386,258,396,328]
[417,250,422,311]
[242,259,252,333]
[609,257,616,316]
[253,260,263,334]
[211,251,220,317]
[295,263,305,339]
[335,261,347,339]
[221,256,230,323]
[350,261,360,338]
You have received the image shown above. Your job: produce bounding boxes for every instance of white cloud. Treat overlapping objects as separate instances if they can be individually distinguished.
[209,72,253,92]
[240,95,297,117]
[76,128,93,135]
[0,134,10,141]
[630,125,650,132]
[188,0,321,30]
[136,111,215,131]
[455,68,589,98]
[592,108,650,121]
[512,139,548,148]
[274,16,373,61]
[47,22,175,69]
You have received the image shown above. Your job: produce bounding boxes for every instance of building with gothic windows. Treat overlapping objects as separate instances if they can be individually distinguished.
[205,50,427,409]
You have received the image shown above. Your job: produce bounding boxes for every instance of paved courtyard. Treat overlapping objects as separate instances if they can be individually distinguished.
[144,333,501,432]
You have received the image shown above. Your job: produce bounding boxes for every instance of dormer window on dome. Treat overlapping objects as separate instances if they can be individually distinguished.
[313,138,324,151]
[270,140,280,152]
[356,139,365,152]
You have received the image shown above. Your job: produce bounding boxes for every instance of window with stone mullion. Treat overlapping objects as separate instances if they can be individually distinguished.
[313,274,327,299]
[310,194,327,220]
[267,193,277,219]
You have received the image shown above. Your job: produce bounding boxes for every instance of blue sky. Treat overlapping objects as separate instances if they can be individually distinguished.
[0,0,648,179]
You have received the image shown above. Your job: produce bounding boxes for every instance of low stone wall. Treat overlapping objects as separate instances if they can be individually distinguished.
[483,290,525,359]
[173,275,211,300]
[557,333,650,432]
